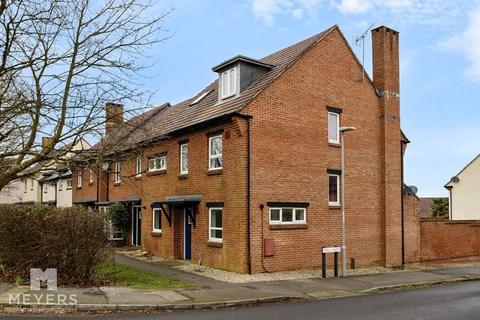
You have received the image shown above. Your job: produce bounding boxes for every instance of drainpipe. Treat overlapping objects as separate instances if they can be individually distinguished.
[400,141,405,267]
[246,116,252,275]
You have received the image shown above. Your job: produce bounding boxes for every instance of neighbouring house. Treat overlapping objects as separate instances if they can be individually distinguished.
[420,197,449,218]
[18,138,90,206]
[0,179,23,204]
[445,154,480,220]
[72,25,418,273]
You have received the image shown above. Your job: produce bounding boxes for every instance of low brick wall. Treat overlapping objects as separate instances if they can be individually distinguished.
[419,218,480,261]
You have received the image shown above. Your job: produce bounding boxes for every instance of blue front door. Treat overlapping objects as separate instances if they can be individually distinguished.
[184,207,192,260]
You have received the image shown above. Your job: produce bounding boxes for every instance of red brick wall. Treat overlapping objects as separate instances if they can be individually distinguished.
[403,194,420,263]
[75,118,250,273]
[72,26,405,273]
[419,219,480,261]
[243,27,401,272]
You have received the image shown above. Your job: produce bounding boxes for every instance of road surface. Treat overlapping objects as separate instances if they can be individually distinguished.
[3,281,480,320]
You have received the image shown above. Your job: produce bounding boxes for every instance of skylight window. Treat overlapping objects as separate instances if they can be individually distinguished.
[190,90,211,105]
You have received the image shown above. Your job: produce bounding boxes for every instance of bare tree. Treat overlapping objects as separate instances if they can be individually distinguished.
[0,0,170,190]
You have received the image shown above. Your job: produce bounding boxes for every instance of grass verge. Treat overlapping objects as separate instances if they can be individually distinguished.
[96,260,193,289]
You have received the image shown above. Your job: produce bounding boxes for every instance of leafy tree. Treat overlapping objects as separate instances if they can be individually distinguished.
[430,198,449,219]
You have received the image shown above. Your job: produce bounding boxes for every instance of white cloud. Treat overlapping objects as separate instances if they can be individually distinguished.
[443,8,480,81]
[332,0,373,14]
[251,0,320,25]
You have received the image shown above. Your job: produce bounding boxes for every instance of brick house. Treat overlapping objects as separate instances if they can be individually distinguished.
[72,25,414,273]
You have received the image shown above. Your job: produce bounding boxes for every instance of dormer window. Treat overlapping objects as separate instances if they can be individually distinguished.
[220,67,238,99]
[212,55,274,102]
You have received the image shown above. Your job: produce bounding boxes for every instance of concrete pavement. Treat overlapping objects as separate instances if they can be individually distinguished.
[1,256,480,313]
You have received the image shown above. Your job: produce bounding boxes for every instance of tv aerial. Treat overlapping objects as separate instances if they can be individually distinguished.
[354,23,375,81]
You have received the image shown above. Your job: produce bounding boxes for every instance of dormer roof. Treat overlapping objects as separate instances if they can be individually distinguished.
[212,55,274,72]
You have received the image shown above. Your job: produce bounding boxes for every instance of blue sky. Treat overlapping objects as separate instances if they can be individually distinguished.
[140,0,480,197]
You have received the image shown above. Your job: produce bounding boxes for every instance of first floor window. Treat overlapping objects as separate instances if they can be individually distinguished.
[153,208,162,232]
[89,168,94,184]
[329,174,340,205]
[269,207,306,224]
[148,155,167,171]
[77,170,82,188]
[209,207,223,242]
[66,179,72,189]
[135,156,142,176]
[208,135,223,170]
[180,143,188,174]
[114,161,121,183]
[328,112,340,144]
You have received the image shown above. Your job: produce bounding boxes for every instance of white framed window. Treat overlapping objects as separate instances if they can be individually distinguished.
[135,156,142,176]
[209,207,223,242]
[114,161,121,183]
[43,184,48,193]
[152,208,162,233]
[328,112,340,144]
[148,155,167,171]
[180,143,188,175]
[58,180,63,191]
[220,67,237,99]
[269,207,306,224]
[89,168,94,184]
[77,170,82,188]
[66,179,72,189]
[99,206,108,214]
[329,174,340,206]
[208,135,223,170]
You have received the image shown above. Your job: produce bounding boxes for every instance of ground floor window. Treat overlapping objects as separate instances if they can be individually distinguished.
[209,207,223,242]
[269,207,306,224]
[152,208,162,232]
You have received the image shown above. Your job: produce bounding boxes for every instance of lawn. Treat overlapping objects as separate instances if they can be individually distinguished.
[96,260,193,289]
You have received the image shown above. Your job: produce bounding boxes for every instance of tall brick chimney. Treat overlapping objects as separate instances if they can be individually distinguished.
[105,102,124,138]
[372,26,402,267]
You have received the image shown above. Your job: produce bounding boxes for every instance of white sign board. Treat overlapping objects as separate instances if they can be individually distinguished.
[322,246,341,254]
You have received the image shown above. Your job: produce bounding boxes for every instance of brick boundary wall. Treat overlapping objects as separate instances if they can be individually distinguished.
[403,194,480,263]
[419,218,480,262]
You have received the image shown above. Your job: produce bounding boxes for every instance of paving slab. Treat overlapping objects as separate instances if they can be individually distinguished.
[100,287,189,304]
[0,286,29,304]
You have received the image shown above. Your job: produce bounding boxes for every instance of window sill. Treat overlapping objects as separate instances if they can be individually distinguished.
[329,204,341,209]
[270,223,308,230]
[113,182,121,186]
[207,169,223,176]
[66,188,72,190]
[207,241,223,248]
[147,169,167,176]
[329,142,341,148]
[76,187,82,189]
[151,231,162,237]
[89,182,94,185]
[178,174,188,180]
[134,175,142,180]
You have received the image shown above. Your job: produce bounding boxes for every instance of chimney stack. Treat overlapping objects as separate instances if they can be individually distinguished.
[372,26,402,268]
[42,137,53,148]
[105,102,124,138]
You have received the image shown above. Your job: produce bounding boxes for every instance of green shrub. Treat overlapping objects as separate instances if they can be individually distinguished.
[0,205,108,285]
[430,198,449,219]
[107,202,129,228]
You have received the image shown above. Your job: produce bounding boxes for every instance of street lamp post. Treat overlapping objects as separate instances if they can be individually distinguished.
[339,126,356,276]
